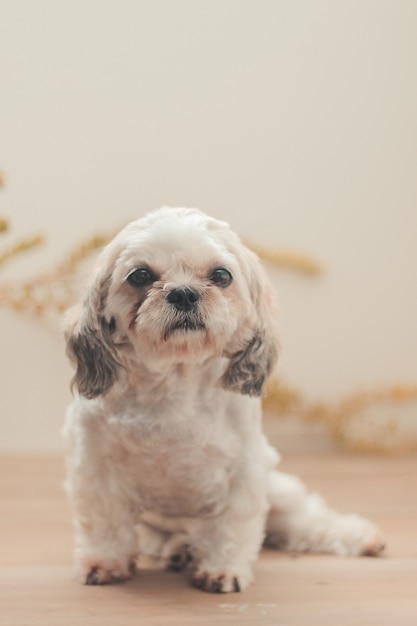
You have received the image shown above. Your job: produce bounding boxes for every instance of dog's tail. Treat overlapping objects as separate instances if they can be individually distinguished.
[264,469,385,557]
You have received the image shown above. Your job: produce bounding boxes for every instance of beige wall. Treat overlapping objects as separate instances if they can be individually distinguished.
[1,0,416,452]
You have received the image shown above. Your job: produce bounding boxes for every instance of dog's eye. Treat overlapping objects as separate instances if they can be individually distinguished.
[127,268,156,287]
[210,268,233,288]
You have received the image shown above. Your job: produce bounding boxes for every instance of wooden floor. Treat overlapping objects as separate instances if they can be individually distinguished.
[1,452,417,626]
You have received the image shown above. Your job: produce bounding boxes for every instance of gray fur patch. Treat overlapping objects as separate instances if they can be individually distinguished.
[67,318,120,399]
[221,331,277,397]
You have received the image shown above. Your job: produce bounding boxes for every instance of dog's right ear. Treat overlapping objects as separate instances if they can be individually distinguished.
[64,273,120,400]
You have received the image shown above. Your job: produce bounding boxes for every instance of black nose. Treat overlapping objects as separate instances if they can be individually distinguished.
[166,287,200,312]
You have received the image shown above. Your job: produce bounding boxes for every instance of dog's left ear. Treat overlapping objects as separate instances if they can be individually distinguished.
[221,247,279,397]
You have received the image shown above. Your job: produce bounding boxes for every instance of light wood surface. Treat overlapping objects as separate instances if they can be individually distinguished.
[1,452,416,625]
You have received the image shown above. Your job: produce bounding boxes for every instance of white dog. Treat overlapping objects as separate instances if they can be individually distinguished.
[63,207,384,593]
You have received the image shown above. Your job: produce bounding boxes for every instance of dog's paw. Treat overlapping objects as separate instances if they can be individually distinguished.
[159,533,193,572]
[165,547,193,572]
[192,568,253,593]
[76,558,136,585]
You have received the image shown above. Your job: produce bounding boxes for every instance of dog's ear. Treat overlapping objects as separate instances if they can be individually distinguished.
[64,271,120,400]
[221,247,279,397]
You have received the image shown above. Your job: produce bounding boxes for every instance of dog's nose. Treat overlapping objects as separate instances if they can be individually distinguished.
[167,287,200,312]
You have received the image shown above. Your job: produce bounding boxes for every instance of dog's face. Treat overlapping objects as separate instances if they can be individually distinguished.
[65,208,279,399]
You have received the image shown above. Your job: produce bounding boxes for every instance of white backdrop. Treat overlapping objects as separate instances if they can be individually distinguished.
[1,0,416,452]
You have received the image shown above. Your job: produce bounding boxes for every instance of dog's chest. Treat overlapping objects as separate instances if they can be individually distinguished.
[126,438,234,517]
[105,404,241,519]
[90,382,259,519]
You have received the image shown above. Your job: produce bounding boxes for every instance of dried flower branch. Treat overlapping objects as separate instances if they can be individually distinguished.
[0,234,44,268]
[0,230,117,316]
[245,241,323,276]
[263,380,417,454]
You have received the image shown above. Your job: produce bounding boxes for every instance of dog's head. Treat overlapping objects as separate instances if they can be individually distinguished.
[65,207,279,399]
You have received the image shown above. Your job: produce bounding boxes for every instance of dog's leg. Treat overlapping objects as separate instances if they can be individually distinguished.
[190,493,268,593]
[66,463,138,585]
[264,470,385,556]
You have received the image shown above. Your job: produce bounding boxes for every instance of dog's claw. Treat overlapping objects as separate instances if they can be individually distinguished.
[168,554,186,572]
[83,560,135,585]
[192,571,243,593]
[193,573,208,590]
[85,567,101,585]
[210,576,224,593]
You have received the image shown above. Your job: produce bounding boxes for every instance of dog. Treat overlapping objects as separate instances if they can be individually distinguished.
[63,207,385,593]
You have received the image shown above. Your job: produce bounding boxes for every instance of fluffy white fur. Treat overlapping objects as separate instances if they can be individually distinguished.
[63,207,385,593]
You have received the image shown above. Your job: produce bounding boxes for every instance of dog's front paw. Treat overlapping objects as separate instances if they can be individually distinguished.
[192,568,253,593]
[76,558,136,585]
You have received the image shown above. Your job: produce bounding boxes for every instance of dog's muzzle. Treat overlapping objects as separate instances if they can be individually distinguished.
[164,287,205,339]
